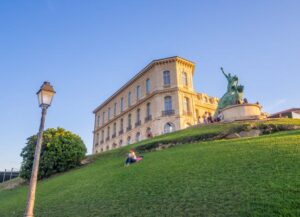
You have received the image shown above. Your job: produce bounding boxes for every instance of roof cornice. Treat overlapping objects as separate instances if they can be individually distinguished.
[93,56,195,114]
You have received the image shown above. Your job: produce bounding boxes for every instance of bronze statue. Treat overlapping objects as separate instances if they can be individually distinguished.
[215,67,244,116]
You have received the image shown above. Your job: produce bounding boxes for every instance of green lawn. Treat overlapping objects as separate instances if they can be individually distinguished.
[0,119,300,217]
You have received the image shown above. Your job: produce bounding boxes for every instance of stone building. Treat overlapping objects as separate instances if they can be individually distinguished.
[269,108,300,119]
[92,56,218,154]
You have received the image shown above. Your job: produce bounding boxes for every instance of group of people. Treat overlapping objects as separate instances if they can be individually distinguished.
[202,112,214,124]
[201,112,223,124]
[200,98,251,124]
[199,111,224,124]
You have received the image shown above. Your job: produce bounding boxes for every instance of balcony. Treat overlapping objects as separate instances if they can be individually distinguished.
[145,115,152,122]
[163,84,171,88]
[135,120,141,127]
[127,125,132,132]
[162,110,175,116]
[183,111,193,116]
[112,133,116,139]
[119,129,124,135]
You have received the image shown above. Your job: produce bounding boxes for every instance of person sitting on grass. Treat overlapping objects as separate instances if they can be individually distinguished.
[125,149,137,166]
[125,149,143,166]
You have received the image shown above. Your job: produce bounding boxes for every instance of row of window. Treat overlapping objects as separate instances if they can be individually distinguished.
[97,71,174,127]
[95,96,174,144]
[95,122,176,152]
[96,71,190,127]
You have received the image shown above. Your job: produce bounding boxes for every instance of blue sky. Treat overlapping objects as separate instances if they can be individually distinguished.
[0,0,299,171]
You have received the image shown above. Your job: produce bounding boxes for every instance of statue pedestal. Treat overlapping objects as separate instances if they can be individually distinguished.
[221,104,263,122]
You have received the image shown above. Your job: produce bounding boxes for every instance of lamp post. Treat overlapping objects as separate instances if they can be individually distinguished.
[24,81,55,217]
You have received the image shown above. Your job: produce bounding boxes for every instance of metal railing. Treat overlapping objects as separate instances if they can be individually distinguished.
[162,110,175,116]
[135,120,141,127]
[145,115,152,122]
[127,125,132,132]
[0,168,20,183]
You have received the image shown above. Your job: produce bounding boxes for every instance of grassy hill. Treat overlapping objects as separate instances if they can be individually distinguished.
[0,119,300,217]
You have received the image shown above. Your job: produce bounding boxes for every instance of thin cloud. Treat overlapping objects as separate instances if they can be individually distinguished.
[264,99,287,113]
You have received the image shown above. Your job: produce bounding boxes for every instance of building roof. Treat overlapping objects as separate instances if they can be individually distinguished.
[269,108,300,117]
[93,56,195,114]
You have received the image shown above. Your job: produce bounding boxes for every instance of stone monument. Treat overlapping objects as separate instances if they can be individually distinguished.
[216,68,263,122]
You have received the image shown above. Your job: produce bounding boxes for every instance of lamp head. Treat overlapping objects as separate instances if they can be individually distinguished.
[37,81,56,108]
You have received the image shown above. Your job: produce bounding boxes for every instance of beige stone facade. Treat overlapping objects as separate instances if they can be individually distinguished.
[92,56,218,154]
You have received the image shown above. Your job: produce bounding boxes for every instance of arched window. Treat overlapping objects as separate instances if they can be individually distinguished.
[146,102,151,117]
[164,96,172,111]
[113,123,117,136]
[97,115,100,127]
[108,107,111,120]
[136,109,141,126]
[164,122,175,134]
[128,113,132,130]
[137,109,140,122]
[136,85,141,101]
[114,102,117,116]
[96,133,99,145]
[136,132,141,142]
[112,143,117,149]
[127,136,131,145]
[182,72,188,86]
[120,97,124,112]
[128,91,131,107]
[120,118,124,133]
[107,126,110,140]
[146,127,153,138]
[183,97,190,113]
[101,130,104,142]
[163,71,171,86]
[119,140,123,147]
[146,79,151,94]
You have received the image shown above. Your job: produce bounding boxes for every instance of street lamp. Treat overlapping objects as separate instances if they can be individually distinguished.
[24,81,55,217]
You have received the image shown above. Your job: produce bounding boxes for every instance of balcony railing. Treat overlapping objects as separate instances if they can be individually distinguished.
[112,133,116,139]
[127,125,132,132]
[183,111,193,116]
[119,129,124,135]
[162,110,175,116]
[135,120,141,127]
[145,115,152,122]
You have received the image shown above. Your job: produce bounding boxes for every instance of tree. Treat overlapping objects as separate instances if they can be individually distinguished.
[20,128,87,180]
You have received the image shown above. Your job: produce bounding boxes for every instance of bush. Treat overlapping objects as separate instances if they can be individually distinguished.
[20,128,87,180]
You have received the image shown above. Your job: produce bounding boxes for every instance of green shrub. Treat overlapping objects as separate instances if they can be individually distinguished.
[20,128,86,180]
